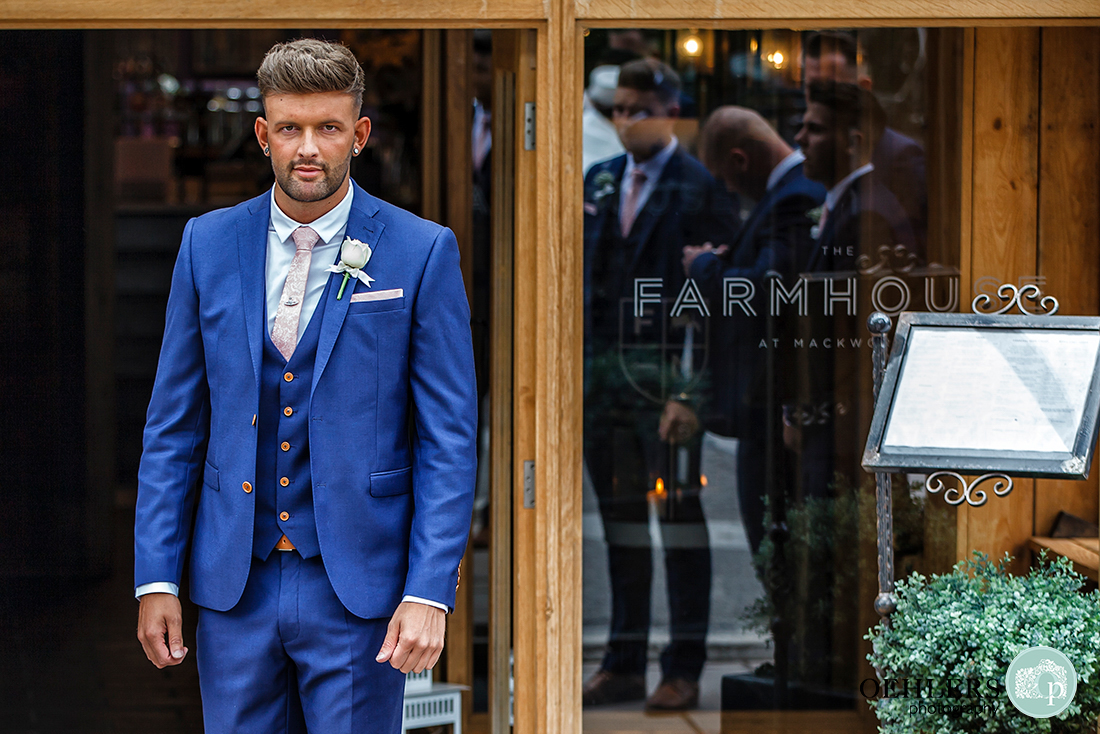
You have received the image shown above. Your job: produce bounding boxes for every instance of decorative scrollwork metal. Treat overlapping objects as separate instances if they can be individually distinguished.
[857,244,919,276]
[924,471,1014,507]
[971,283,1059,316]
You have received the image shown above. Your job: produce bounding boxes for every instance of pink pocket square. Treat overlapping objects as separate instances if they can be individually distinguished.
[350,288,403,303]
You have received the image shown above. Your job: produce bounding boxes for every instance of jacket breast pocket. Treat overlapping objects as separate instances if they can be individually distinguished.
[349,290,405,315]
[202,460,220,491]
[369,466,412,497]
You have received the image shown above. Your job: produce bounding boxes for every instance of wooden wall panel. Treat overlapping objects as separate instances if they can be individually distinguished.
[0,0,547,26]
[534,7,583,733]
[962,26,1041,574]
[513,26,540,734]
[575,0,1100,21]
[1035,26,1100,537]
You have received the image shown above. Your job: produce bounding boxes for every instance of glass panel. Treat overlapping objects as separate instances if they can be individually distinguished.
[581,28,962,728]
[0,27,455,729]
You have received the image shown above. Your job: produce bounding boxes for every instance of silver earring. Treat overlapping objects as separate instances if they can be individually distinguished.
[264,146,270,156]
[353,147,360,155]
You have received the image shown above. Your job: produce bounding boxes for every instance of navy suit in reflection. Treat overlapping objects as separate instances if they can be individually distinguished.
[688,161,825,555]
[583,145,738,683]
[797,168,918,506]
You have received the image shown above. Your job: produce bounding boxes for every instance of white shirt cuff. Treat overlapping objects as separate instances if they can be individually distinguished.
[401,594,450,614]
[135,585,447,613]
[135,582,179,599]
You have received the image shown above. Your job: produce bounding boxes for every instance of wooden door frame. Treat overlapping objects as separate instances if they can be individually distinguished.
[5,2,1100,733]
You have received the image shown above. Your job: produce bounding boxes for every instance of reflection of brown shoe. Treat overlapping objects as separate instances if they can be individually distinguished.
[582,669,646,706]
[644,678,699,710]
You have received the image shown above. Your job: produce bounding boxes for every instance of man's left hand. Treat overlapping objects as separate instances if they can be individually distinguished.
[659,400,700,444]
[376,601,446,674]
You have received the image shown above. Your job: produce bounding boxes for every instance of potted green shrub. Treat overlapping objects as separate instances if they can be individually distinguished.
[865,552,1100,733]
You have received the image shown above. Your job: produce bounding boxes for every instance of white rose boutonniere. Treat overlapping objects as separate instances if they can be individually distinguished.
[806,205,825,240]
[592,170,617,203]
[326,236,376,299]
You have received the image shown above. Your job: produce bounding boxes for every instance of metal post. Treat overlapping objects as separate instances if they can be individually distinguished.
[868,312,897,621]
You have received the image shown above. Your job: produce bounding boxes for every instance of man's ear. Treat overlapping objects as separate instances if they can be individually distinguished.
[847,128,865,159]
[255,116,269,154]
[354,116,372,153]
[731,148,750,173]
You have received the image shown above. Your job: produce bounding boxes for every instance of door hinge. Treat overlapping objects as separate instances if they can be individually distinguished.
[523,460,535,508]
[523,102,536,151]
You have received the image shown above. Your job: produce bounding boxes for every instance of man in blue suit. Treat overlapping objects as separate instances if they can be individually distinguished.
[681,106,825,555]
[134,39,477,734]
[582,59,738,710]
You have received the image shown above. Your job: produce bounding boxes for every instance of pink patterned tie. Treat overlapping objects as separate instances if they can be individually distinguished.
[271,226,320,361]
[620,168,648,237]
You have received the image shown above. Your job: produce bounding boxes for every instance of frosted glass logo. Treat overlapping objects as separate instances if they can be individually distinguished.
[1006,646,1078,718]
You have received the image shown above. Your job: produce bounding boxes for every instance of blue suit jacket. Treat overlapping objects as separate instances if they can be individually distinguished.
[134,181,478,619]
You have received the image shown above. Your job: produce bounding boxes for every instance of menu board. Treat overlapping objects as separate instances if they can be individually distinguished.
[864,315,1100,479]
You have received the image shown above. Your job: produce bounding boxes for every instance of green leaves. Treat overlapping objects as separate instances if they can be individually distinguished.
[866,552,1100,733]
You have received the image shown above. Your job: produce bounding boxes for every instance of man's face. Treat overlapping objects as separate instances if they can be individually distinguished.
[612,87,677,160]
[803,51,870,102]
[794,102,843,186]
[803,51,858,88]
[256,91,369,205]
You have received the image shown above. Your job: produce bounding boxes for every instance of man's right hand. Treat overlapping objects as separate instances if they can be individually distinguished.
[137,592,188,668]
[681,242,729,276]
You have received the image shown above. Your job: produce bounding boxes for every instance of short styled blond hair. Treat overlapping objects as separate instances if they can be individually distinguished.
[257,38,365,111]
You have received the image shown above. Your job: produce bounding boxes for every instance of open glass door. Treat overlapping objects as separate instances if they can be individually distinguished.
[0,26,526,734]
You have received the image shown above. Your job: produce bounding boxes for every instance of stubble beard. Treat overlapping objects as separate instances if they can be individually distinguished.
[275,150,352,203]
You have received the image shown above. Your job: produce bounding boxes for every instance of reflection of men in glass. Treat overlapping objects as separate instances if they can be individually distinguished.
[583,65,627,175]
[582,59,738,710]
[681,107,825,554]
[803,31,927,248]
[796,81,917,273]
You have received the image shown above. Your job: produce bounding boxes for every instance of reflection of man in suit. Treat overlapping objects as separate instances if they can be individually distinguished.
[792,79,916,516]
[582,59,738,710]
[134,39,477,734]
[803,31,927,248]
[681,107,825,555]
[797,81,917,274]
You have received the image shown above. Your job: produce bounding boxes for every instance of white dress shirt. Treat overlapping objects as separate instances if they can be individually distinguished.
[766,149,806,193]
[825,162,875,213]
[137,183,448,613]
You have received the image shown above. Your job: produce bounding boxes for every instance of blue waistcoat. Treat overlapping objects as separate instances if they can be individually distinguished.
[253,278,331,560]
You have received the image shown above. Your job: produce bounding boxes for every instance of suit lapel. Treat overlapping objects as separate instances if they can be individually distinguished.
[237,193,272,389]
[625,148,681,277]
[311,181,385,397]
[587,157,625,248]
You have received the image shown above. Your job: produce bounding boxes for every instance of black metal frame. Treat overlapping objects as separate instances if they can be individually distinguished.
[863,312,1100,480]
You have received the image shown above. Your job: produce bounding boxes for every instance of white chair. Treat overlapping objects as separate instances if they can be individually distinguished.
[402,669,467,734]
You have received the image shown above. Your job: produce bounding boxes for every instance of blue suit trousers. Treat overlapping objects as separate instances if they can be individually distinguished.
[196,552,405,734]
